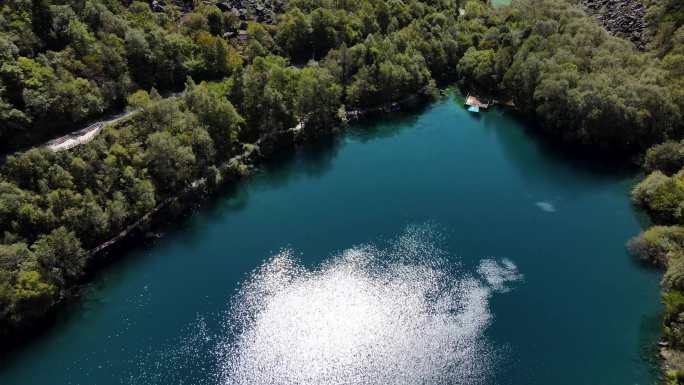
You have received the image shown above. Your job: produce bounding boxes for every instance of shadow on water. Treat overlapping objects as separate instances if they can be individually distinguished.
[482,106,656,233]
[638,312,665,382]
[251,106,426,193]
[257,135,341,188]
[440,87,639,182]
[438,89,652,239]
[347,109,424,143]
[485,107,639,179]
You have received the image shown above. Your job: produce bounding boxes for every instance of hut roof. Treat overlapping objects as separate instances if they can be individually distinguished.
[465,95,489,109]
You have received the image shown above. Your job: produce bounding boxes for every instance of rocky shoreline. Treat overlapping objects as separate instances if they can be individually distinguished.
[581,0,646,49]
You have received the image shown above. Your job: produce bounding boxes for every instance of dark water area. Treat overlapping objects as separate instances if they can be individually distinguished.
[0,93,662,384]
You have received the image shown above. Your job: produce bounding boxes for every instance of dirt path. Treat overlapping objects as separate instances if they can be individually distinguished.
[43,110,137,151]
[44,90,337,153]
[42,91,184,152]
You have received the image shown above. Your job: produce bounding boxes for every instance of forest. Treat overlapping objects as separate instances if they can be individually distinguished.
[2,0,684,380]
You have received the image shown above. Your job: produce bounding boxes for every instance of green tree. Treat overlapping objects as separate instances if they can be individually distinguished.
[457,47,496,89]
[183,79,243,156]
[11,270,55,323]
[240,56,298,136]
[276,8,312,62]
[145,131,196,191]
[310,8,338,59]
[33,227,87,286]
[645,141,684,175]
[296,67,342,136]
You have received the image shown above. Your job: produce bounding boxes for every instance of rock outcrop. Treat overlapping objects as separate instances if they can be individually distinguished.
[214,0,285,24]
[582,0,646,49]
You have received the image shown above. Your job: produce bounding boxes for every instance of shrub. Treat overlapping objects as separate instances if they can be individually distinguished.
[627,226,684,265]
[644,141,684,175]
[632,171,684,223]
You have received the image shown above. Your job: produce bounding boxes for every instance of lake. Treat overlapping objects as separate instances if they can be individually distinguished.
[0,92,662,385]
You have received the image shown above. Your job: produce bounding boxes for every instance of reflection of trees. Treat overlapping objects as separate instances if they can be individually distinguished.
[254,107,426,190]
[464,101,648,228]
[177,110,422,236]
[636,312,665,378]
[483,106,637,185]
[257,135,341,188]
[348,106,426,143]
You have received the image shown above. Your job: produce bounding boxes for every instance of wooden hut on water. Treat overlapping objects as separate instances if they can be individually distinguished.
[465,93,490,112]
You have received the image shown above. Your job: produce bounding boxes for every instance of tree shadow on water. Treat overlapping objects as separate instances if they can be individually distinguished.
[485,108,640,180]
[466,108,643,215]
[253,107,427,192]
[261,134,342,183]
[637,312,665,383]
[462,106,655,237]
[347,106,427,143]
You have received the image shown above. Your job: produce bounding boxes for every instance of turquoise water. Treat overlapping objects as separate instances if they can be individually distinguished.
[0,94,662,384]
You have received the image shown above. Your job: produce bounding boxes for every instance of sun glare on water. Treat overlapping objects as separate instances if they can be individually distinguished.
[217,226,522,385]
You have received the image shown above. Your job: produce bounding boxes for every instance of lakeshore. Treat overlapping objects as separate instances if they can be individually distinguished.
[0,94,661,385]
[0,0,682,381]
